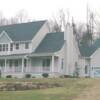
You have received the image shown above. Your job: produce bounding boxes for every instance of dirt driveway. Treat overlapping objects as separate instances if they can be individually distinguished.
[74,79,100,100]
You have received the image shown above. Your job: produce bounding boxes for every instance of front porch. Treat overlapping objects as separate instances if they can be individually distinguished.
[0,55,63,77]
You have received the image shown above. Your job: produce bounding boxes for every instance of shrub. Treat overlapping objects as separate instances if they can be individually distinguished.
[85,76,90,78]
[73,66,80,78]
[6,75,12,78]
[63,75,75,78]
[32,76,36,78]
[25,74,31,78]
[42,73,49,78]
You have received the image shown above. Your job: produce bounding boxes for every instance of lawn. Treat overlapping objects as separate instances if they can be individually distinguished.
[0,78,95,100]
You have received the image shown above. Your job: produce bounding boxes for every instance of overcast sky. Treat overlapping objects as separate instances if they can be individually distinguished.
[0,0,100,23]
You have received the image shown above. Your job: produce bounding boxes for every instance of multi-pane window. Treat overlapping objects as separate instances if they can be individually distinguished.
[3,44,5,51]
[9,60,13,67]
[43,59,50,67]
[10,43,13,51]
[25,43,29,49]
[0,60,5,67]
[15,60,19,67]
[15,43,19,50]
[6,44,8,51]
[24,59,27,67]
[0,44,8,52]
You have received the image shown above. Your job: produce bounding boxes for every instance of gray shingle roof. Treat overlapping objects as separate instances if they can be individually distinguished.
[0,20,46,41]
[79,39,100,57]
[34,32,64,53]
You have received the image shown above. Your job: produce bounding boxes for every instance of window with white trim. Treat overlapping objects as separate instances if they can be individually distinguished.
[42,59,50,67]
[0,44,8,52]
[25,43,29,49]
[9,60,13,67]
[15,43,19,50]
[3,44,5,51]
[6,44,8,51]
[10,43,13,51]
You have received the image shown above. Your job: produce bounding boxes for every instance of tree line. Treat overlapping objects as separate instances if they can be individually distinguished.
[0,9,100,45]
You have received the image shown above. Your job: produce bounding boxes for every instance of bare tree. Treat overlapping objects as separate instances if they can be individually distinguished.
[8,17,18,24]
[0,9,34,26]
[0,11,8,26]
[15,9,29,23]
[48,9,70,32]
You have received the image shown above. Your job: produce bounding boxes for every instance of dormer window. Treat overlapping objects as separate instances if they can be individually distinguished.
[25,43,29,49]
[15,43,19,50]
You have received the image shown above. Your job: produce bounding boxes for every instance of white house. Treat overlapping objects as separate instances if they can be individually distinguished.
[0,20,99,78]
[0,20,81,78]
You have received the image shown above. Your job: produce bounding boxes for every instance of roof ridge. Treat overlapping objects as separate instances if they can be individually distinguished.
[0,20,47,27]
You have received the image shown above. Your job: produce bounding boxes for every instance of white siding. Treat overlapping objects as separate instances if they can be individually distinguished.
[31,22,49,52]
[79,58,87,77]
[91,48,100,67]
[11,42,32,54]
[91,48,100,77]
[64,25,79,75]
[0,33,11,43]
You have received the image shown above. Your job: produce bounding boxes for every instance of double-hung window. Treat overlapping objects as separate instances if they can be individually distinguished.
[10,43,13,51]
[0,44,8,52]
[43,59,50,67]
[15,43,19,50]
[25,43,29,49]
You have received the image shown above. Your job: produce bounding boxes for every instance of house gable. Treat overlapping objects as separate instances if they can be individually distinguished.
[0,31,12,43]
[91,48,100,69]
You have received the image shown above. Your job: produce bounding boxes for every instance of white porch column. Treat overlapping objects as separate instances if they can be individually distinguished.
[51,56,54,73]
[4,59,7,73]
[22,58,24,73]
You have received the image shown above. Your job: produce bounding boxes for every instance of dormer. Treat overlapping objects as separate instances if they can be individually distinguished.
[0,31,12,43]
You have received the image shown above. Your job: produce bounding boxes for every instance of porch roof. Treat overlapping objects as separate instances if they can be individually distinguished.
[0,53,28,59]
[34,32,64,53]
[0,53,55,59]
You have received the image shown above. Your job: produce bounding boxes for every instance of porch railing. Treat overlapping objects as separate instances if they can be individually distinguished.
[25,66,50,73]
[0,66,50,73]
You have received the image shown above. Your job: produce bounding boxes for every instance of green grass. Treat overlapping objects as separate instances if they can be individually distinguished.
[0,78,95,100]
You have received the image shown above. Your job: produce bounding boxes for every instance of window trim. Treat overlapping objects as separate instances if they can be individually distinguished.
[10,43,13,51]
[0,44,8,52]
[15,43,19,50]
[25,42,29,49]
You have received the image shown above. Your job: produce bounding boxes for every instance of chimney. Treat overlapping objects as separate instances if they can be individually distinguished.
[64,23,73,75]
